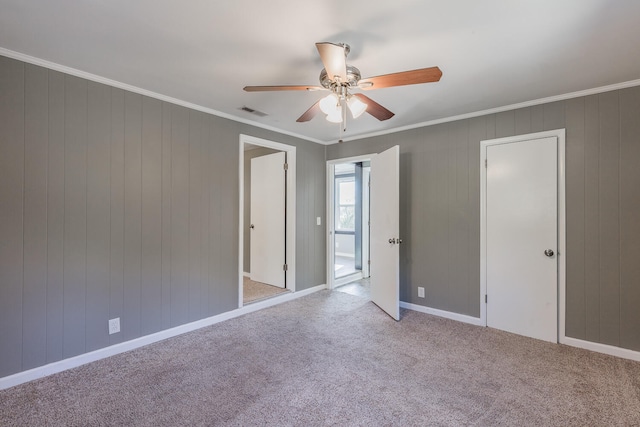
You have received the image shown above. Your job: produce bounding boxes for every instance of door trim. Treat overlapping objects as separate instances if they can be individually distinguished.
[480,129,566,342]
[239,134,296,308]
[326,153,376,290]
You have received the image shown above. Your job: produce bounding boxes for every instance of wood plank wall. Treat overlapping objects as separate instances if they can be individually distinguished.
[0,56,326,377]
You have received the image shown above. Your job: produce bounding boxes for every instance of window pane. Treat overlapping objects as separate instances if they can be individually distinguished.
[339,206,355,230]
[338,181,355,205]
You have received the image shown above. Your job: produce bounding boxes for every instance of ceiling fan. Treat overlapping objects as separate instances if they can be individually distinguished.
[243,42,442,132]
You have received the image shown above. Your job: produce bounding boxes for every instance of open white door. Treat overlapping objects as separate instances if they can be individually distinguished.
[370,146,400,320]
[250,151,286,288]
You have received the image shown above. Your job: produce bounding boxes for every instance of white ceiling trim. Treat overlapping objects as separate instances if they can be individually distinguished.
[0,47,324,145]
[3,46,640,147]
[340,78,640,144]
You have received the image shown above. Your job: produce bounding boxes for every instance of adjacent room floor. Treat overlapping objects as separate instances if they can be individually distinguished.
[243,276,288,304]
[335,277,370,299]
[334,255,358,278]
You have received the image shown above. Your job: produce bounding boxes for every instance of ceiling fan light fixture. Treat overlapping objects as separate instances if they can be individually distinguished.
[347,96,367,119]
[319,93,340,115]
[326,107,343,123]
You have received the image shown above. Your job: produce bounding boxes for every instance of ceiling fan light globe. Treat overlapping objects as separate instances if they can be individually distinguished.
[326,107,343,123]
[348,96,367,119]
[319,94,339,115]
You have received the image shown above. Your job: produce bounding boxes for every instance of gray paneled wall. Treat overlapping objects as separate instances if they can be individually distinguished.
[0,55,326,377]
[327,86,640,352]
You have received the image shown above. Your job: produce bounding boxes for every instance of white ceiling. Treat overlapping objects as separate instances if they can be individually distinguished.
[2,0,640,144]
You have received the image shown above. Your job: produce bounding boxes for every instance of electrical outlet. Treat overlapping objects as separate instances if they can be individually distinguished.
[418,287,425,298]
[317,217,321,226]
[108,318,120,335]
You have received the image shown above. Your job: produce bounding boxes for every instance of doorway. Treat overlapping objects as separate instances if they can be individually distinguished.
[480,129,566,342]
[333,161,370,284]
[239,134,296,307]
[327,146,401,321]
[327,155,374,291]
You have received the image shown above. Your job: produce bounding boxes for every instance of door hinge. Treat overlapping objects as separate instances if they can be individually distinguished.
[368,259,371,265]
[283,162,288,171]
[485,294,488,303]
[283,264,288,271]
[485,159,487,168]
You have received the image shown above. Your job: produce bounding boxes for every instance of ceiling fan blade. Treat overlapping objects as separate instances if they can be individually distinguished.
[358,67,442,90]
[316,42,347,82]
[244,85,324,92]
[296,101,321,122]
[353,93,394,121]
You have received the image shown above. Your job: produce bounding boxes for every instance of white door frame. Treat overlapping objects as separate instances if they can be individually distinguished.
[480,129,566,341]
[326,153,376,290]
[239,134,296,307]
[362,166,371,279]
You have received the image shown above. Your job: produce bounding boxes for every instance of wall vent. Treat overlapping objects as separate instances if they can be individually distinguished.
[239,106,268,117]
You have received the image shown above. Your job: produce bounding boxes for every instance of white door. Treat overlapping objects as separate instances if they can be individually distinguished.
[370,146,400,320]
[250,152,286,288]
[486,136,558,342]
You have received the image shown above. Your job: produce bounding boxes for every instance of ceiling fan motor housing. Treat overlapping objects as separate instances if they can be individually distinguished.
[319,65,362,89]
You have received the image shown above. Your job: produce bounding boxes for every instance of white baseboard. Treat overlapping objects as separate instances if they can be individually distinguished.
[0,284,327,391]
[399,302,640,362]
[243,271,250,277]
[561,336,640,362]
[400,301,484,326]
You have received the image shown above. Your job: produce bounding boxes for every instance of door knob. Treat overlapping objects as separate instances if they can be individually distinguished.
[250,224,255,229]
[544,249,554,257]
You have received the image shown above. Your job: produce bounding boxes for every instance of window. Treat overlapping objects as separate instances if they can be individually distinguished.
[335,176,355,231]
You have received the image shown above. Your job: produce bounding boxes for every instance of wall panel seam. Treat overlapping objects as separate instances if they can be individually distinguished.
[62,75,66,354]
[160,103,165,324]
[45,69,50,360]
[108,89,113,331]
[121,96,125,329]
[187,113,191,319]
[583,96,587,331]
[618,91,622,342]
[21,62,25,371]
[84,80,88,352]
[598,94,602,340]
[168,105,172,325]
[139,96,143,334]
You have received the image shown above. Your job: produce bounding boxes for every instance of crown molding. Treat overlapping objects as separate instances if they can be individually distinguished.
[3,46,640,146]
[0,47,324,145]
[339,78,640,143]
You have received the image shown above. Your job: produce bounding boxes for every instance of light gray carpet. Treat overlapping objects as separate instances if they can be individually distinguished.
[1,290,640,426]
[243,276,288,304]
